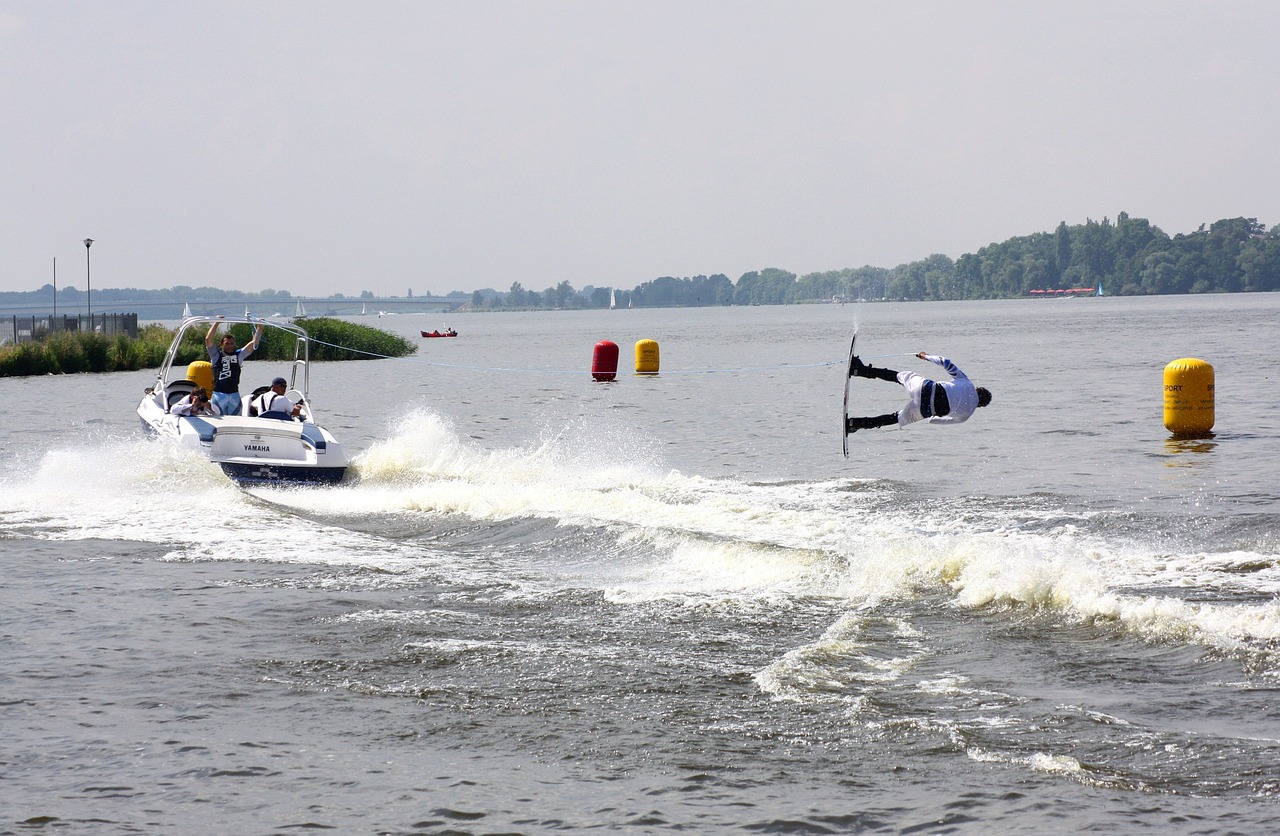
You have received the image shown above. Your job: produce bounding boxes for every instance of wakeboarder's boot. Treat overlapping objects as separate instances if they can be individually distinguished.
[855,361,899,382]
[846,413,899,433]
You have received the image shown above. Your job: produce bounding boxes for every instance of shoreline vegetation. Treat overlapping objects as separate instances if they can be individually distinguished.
[0,318,416,378]
[4,214,1278,318]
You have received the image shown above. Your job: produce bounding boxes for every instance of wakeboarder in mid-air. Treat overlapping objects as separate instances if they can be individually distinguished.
[844,351,992,435]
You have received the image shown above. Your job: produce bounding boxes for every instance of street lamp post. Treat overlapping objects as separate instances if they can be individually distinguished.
[83,238,94,326]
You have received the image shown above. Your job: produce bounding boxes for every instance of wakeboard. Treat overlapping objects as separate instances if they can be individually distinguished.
[842,334,856,458]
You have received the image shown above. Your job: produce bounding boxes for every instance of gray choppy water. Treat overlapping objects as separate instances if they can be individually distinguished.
[3,296,1280,833]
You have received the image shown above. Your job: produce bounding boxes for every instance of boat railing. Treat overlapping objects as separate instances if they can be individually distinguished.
[154,315,316,404]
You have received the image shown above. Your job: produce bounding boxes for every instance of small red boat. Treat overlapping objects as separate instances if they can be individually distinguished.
[422,329,458,338]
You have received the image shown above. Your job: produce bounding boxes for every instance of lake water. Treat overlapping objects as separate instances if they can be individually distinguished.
[2,295,1279,833]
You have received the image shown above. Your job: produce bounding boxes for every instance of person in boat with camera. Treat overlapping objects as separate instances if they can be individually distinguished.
[169,386,221,417]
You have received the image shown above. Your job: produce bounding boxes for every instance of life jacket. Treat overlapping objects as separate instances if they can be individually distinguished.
[212,349,243,393]
[919,379,951,419]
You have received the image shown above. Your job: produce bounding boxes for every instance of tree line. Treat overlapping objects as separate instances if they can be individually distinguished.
[6,213,1277,313]
[470,213,1280,309]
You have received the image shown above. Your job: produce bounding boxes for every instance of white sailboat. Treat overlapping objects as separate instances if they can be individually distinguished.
[610,288,617,310]
[294,299,307,318]
[182,302,192,318]
[360,303,367,316]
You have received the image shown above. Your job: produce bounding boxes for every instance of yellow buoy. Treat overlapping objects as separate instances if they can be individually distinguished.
[186,360,214,393]
[1163,358,1214,436]
[635,339,660,375]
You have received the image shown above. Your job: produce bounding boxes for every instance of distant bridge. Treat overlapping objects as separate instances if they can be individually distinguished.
[0,296,463,320]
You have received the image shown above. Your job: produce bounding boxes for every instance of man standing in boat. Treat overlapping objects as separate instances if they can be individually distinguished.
[206,318,264,417]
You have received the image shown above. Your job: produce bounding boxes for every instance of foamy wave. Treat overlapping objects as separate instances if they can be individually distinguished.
[755,613,925,702]
[294,411,1280,663]
[0,436,235,541]
[293,407,884,561]
[11,412,1279,671]
[924,530,1280,661]
[968,747,1090,778]
[0,432,430,573]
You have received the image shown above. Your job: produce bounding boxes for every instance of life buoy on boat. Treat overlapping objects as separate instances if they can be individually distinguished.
[186,360,213,393]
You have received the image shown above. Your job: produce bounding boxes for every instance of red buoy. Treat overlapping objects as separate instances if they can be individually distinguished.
[591,340,619,381]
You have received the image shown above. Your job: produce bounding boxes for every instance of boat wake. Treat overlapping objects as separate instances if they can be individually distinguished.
[3,407,1280,678]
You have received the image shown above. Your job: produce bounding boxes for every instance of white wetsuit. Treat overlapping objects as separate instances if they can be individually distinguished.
[896,354,979,427]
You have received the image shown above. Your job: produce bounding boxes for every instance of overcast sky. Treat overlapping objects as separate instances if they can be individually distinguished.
[3,1,1277,298]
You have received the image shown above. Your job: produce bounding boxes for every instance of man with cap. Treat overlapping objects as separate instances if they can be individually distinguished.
[250,377,303,419]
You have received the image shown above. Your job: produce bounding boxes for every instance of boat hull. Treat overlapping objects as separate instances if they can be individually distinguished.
[138,408,350,486]
[218,462,346,485]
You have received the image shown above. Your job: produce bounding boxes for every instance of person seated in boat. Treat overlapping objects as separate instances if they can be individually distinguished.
[445,327,457,336]
[250,377,302,419]
[846,352,991,432]
[170,386,221,417]
[206,318,264,416]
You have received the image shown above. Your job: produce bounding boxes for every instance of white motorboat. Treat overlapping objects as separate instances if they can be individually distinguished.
[137,315,349,485]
